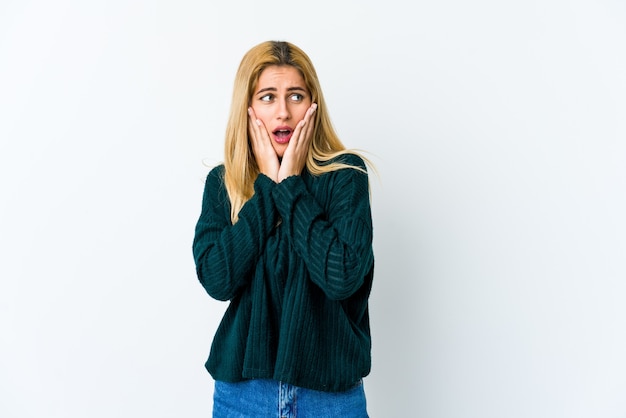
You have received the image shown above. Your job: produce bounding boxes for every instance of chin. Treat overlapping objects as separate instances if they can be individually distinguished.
[273,145,288,158]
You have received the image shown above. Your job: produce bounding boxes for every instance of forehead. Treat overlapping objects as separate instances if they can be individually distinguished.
[256,65,306,88]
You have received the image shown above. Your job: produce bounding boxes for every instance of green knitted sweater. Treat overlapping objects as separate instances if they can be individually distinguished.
[192,153,374,392]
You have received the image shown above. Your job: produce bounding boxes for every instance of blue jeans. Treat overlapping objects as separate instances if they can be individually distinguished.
[213,378,369,417]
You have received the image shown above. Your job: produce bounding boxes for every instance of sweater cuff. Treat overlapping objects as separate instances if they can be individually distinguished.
[272,175,321,226]
[237,173,279,233]
[254,173,277,192]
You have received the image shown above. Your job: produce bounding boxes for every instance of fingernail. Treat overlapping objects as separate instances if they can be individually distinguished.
[256,119,261,126]
[248,107,252,114]
[312,103,318,111]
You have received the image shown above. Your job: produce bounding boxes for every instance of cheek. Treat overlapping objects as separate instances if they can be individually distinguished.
[293,107,309,121]
[252,106,270,124]
[296,99,312,120]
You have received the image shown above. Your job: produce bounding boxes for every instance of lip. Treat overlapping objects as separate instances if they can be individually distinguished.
[272,125,293,144]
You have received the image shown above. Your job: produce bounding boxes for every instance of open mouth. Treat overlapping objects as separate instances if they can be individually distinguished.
[273,128,292,144]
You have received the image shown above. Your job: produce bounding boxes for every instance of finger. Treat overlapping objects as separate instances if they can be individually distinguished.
[248,116,260,150]
[292,104,316,141]
[301,103,317,133]
[297,103,317,150]
[248,108,271,153]
[247,108,261,139]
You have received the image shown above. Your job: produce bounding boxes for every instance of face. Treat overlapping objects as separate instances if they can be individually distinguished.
[250,65,312,157]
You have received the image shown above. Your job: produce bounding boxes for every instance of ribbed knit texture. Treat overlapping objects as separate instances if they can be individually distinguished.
[192,154,374,392]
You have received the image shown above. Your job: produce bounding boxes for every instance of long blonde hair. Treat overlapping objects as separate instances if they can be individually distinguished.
[223,40,369,223]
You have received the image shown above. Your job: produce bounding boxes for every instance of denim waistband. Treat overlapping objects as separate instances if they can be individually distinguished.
[213,378,369,417]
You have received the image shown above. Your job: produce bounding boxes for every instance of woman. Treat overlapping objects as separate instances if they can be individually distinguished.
[192,40,374,417]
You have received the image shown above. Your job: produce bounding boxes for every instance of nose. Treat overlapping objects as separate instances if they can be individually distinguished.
[276,98,291,121]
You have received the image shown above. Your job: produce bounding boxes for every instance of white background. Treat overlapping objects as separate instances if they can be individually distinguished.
[1,1,625,417]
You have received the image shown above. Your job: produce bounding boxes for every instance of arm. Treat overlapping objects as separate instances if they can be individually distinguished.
[272,155,374,300]
[192,166,279,301]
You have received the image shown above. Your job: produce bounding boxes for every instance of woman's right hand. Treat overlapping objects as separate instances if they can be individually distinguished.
[248,107,280,182]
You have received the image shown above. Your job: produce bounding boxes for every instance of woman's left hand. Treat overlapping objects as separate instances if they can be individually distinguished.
[277,103,317,182]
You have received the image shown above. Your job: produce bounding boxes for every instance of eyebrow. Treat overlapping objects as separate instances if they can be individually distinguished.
[255,86,307,95]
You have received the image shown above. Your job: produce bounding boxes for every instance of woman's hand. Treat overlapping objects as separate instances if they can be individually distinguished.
[278,103,317,183]
[248,107,280,182]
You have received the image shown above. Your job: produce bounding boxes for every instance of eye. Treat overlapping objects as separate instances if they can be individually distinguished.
[259,94,274,102]
[290,93,304,102]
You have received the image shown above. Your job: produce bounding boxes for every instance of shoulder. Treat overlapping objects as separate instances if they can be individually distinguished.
[204,164,225,186]
[342,152,366,167]
[332,152,367,169]
[202,164,226,196]
[310,152,370,193]
[207,163,225,179]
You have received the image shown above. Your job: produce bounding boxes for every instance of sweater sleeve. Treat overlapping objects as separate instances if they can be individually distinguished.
[272,155,374,300]
[192,166,279,301]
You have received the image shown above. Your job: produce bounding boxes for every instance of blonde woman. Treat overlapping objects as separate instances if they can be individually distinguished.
[193,40,374,417]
